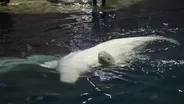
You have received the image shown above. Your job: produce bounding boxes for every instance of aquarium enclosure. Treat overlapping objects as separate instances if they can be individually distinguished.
[0,0,184,104]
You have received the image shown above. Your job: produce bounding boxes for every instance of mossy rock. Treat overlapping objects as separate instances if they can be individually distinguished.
[0,0,143,14]
[0,0,59,14]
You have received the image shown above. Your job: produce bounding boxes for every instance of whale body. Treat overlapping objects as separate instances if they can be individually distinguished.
[40,35,179,84]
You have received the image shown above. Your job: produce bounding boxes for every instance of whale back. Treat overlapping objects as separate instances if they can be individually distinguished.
[86,35,179,64]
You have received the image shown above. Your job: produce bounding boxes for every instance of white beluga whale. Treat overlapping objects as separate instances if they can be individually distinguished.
[39,35,179,84]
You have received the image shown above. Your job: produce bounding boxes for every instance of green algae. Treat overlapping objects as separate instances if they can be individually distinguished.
[0,0,144,14]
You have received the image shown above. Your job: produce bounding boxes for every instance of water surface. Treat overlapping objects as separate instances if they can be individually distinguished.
[0,0,184,104]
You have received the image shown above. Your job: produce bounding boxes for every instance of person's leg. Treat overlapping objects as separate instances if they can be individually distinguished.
[93,0,97,6]
[5,0,10,3]
[47,0,58,3]
[102,0,106,6]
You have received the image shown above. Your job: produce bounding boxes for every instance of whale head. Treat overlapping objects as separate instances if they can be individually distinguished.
[98,51,115,66]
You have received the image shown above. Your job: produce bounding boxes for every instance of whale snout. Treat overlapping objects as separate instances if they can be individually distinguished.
[98,51,115,66]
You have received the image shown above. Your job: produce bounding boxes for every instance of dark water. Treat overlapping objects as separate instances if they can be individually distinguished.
[0,0,184,104]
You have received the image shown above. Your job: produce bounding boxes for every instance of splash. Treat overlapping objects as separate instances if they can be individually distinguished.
[0,55,59,73]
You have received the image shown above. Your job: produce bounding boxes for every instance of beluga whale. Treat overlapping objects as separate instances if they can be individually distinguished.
[39,35,179,84]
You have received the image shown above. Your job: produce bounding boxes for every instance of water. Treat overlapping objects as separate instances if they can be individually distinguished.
[0,0,184,104]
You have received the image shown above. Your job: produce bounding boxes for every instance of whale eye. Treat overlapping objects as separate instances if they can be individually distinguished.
[108,58,110,60]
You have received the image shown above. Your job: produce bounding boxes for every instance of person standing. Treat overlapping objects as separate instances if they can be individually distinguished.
[93,0,106,6]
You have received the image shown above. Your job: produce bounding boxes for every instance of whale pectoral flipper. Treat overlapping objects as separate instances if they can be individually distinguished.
[39,60,58,69]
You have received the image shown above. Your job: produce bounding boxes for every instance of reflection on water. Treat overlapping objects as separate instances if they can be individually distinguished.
[0,12,13,35]
[0,0,184,104]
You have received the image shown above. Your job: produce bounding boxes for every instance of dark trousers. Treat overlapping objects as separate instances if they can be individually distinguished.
[93,0,106,6]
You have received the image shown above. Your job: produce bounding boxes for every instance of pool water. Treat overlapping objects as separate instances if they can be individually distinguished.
[0,0,184,104]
